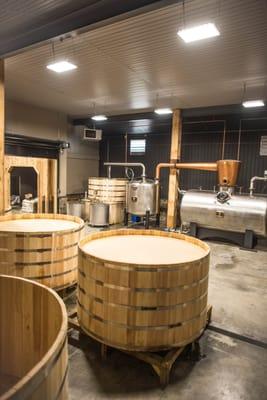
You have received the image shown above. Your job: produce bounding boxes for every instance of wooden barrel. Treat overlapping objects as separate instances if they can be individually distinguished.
[88,177,127,203]
[78,229,210,351]
[0,214,84,290]
[0,275,68,399]
[88,178,127,224]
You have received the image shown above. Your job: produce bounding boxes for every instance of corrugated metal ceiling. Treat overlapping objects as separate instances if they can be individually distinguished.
[5,0,267,116]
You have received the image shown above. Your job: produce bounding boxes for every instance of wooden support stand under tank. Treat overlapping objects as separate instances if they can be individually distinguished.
[68,305,212,387]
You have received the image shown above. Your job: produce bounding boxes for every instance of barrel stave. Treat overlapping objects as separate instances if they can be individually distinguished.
[0,214,84,290]
[78,229,210,351]
[0,275,68,399]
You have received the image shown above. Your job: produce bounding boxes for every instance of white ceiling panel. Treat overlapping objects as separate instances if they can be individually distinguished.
[5,0,267,116]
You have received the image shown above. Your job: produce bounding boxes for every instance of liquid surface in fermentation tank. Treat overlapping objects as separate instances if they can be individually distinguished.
[82,234,206,264]
[0,218,79,232]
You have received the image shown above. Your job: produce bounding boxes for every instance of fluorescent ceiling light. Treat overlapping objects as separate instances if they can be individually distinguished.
[46,61,77,73]
[177,23,220,43]
[91,115,108,121]
[154,108,173,115]
[242,100,265,108]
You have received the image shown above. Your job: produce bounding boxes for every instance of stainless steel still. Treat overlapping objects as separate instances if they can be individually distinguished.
[180,190,267,236]
[89,202,109,226]
[126,179,158,216]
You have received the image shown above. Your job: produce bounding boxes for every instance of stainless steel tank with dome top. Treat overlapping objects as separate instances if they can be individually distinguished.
[104,162,160,228]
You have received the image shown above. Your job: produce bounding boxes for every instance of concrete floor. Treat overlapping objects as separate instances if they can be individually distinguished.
[68,226,267,400]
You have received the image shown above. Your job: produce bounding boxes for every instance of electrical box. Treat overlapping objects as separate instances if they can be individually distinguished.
[83,128,102,141]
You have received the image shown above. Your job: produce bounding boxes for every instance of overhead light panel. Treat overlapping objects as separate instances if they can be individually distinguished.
[46,61,77,73]
[91,115,108,121]
[177,23,220,43]
[154,108,173,115]
[242,100,265,108]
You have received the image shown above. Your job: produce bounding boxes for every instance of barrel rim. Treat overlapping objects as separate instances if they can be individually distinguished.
[88,177,128,181]
[0,274,68,399]
[0,213,84,236]
[79,229,210,268]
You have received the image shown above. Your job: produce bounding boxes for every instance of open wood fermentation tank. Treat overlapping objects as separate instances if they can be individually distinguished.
[0,275,68,399]
[0,214,84,290]
[78,229,210,351]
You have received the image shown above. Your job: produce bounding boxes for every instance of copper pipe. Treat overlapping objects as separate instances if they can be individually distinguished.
[156,160,241,186]
[155,162,217,181]
[176,162,218,171]
[155,163,175,181]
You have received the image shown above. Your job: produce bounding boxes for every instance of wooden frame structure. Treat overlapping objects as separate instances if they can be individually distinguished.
[167,109,182,229]
[4,155,57,213]
[68,306,212,388]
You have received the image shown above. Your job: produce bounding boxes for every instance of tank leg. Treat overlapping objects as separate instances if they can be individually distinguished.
[189,222,197,237]
[145,211,150,229]
[244,230,254,249]
[124,209,128,226]
[101,344,108,361]
[156,213,160,227]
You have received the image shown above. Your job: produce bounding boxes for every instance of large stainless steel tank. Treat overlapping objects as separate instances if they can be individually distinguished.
[180,190,267,236]
[126,179,158,216]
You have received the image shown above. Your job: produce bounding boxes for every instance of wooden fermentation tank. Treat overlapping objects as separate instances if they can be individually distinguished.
[87,177,127,224]
[0,275,68,399]
[0,214,84,290]
[78,229,210,351]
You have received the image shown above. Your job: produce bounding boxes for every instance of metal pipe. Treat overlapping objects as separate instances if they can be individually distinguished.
[107,165,111,179]
[155,162,218,181]
[221,121,226,159]
[237,119,242,160]
[249,175,267,196]
[104,162,146,179]
[155,163,175,181]
[124,132,128,163]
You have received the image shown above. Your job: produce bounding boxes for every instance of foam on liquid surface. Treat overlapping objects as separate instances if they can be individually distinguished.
[82,234,207,265]
[0,219,79,233]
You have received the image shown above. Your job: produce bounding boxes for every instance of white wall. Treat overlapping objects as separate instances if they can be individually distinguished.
[67,125,99,194]
[6,100,67,141]
[5,100,99,195]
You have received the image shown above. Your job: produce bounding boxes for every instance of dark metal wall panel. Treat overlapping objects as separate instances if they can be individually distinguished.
[238,132,267,194]
[99,113,267,198]
[180,130,222,190]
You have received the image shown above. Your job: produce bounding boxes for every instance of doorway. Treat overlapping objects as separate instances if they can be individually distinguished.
[10,166,38,212]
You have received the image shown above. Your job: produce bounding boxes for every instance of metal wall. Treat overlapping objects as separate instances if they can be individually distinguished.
[99,112,267,198]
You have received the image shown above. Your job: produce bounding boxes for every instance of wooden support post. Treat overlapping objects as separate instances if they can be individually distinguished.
[167,109,182,229]
[0,59,4,215]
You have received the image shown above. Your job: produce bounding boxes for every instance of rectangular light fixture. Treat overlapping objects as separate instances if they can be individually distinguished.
[154,108,173,115]
[46,61,77,73]
[91,115,108,121]
[177,23,220,43]
[242,100,265,108]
